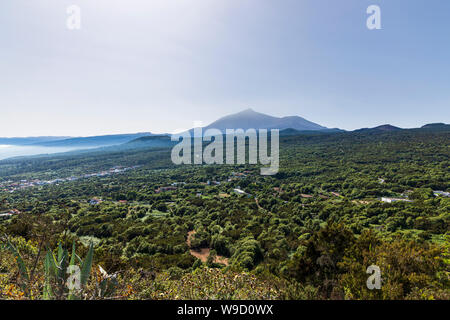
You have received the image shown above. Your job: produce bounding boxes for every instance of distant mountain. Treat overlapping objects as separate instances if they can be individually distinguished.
[279,128,306,136]
[421,123,449,130]
[279,128,344,136]
[186,108,332,136]
[373,124,402,131]
[34,133,153,148]
[126,135,176,148]
[355,124,402,133]
[0,136,71,146]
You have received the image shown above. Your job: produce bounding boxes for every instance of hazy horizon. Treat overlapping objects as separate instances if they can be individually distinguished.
[0,107,447,139]
[1,0,449,137]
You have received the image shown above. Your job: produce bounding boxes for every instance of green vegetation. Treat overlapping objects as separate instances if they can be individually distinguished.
[0,127,449,299]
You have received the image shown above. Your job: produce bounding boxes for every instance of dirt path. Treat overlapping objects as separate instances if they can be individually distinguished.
[187,230,229,266]
[255,198,263,210]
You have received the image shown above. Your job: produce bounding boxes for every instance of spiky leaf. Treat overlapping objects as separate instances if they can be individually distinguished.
[80,243,94,287]
[43,250,56,299]
[5,240,29,284]
[69,241,77,266]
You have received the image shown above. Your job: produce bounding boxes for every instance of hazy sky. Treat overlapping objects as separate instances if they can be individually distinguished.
[1,0,449,137]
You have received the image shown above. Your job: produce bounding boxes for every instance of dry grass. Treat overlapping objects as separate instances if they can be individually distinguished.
[187,231,229,266]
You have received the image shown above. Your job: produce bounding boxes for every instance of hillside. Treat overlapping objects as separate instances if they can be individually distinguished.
[126,135,176,148]
[1,121,448,301]
[0,136,71,146]
[33,133,153,148]
[199,108,329,133]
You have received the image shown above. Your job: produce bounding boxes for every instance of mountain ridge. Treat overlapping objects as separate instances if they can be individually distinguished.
[32,133,153,147]
[0,136,72,146]
[1,106,448,151]
[201,108,329,132]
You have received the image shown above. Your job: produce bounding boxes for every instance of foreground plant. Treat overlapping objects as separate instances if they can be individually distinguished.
[2,238,117,300]
[43,242,94,299]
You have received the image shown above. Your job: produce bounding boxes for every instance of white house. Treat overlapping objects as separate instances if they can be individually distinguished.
[381,197,412,203]
[433,191,450,197]
[233,188,246,195]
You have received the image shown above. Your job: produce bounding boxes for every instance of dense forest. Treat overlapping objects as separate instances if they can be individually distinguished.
[0,126,449,300]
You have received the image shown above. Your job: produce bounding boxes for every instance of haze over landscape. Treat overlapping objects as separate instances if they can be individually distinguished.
[2,108,331,159]
[0,108,447,160]
[1,1,449,304]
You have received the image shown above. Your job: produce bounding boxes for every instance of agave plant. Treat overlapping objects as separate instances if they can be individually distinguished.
[3,238,95,300]
[43,242,94,300]
[3,238,30,293]
[97,265,119,298]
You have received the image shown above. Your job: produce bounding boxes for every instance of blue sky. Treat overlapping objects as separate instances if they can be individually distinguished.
[1,0,449,136]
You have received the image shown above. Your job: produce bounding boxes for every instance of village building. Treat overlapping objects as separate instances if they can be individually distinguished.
[433,191,450,197]
[233,188,252,198]
[381,197,412,203]
[155,186,177,193]
[89,198,103,205]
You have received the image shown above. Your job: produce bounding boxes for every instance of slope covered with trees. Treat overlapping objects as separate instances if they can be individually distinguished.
[0,127,449,299]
